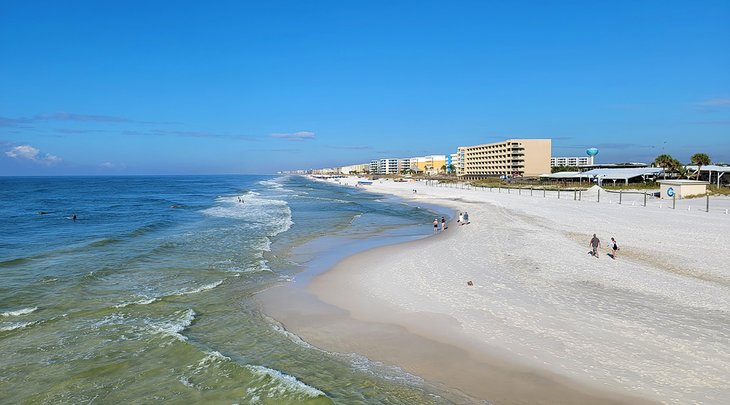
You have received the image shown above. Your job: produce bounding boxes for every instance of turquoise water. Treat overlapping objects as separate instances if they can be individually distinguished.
[0,175,461,404]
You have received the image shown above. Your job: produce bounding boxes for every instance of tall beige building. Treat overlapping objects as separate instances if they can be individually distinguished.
[457,139,551,178]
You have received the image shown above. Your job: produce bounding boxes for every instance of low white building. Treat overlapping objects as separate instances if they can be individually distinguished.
[551,156,594,167]
[657,180,709,199]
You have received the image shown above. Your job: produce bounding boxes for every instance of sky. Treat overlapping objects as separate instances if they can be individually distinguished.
[1,0,729,175]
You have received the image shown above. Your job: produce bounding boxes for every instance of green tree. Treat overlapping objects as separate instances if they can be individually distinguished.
[447,164,456,175]
[690,153,711,180]
[654,154,678,178]
[440,164,447,173]
[551,165,579,174]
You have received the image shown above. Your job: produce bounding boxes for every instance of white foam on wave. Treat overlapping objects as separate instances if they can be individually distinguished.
[259,179,295,193]
[114,297,158,308]
[176,280,224,296]
[91,313,126,329]
[297,195,353,204]
[262,314,423,387]
[263,315,316,350]
[0,321,38,332]
[245,364,327,399]
[201,194,294,237]
[146,309,196,342]
[1,307,38,317]
[347,353,425,385]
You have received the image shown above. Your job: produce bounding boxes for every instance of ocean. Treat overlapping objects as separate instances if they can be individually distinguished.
[0,175,457,404]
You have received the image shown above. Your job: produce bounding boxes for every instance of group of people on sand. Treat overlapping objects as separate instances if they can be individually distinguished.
[432,212,470,234]
[433,216,446,233]
[589,234,619,259]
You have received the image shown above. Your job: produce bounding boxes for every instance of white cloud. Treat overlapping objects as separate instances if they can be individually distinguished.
[5,144,61,164]
[270,131,315,140]
[99,161,126,169]
[695,98,730,108]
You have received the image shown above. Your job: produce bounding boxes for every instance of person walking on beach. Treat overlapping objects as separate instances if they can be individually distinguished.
[589,234,601,258]
[433,218,439,234]
[458,212,463,224]
[463,212,469,224]
[610,237,619,259]
[441,216,446,231]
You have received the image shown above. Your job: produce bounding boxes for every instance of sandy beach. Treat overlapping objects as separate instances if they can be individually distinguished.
[259,177,730,404]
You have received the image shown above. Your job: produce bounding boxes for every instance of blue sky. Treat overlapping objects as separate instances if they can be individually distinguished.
[1,0,728,175]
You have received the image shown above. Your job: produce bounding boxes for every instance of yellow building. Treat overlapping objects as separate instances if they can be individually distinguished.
[410,155,447,174]
[339,163,369,174]
[457,139,551,178]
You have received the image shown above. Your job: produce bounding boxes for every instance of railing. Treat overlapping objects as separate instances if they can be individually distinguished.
[426,181,728,214]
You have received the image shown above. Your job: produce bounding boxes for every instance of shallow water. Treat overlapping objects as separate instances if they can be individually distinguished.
[0,175,460,404]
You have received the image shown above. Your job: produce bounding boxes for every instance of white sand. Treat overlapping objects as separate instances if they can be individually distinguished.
[307,176,730,404]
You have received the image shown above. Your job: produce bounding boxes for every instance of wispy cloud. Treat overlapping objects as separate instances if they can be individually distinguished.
[0,117,33,127]
[560,142,656,150]
[55,128,109,134]
[689,120,730,125]
[271,131,316,141]
[39,112,131,123]
[0,112,175,127]
[5,144,61,164]
[99,161,126,169]
[120,129,260,141]
[325,145,372,150]
[695,98,730,107]
[693,98,730,112]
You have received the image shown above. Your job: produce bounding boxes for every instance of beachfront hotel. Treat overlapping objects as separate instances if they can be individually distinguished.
[551,156,594,167]
[340,163,369,174]
[368,155,447,175]
[457,139,551,178]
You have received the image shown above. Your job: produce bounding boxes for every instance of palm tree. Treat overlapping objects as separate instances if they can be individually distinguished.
[440,164,447,174]
[654,154,676,179]
[447,164,456,175]
[690,153,711,180]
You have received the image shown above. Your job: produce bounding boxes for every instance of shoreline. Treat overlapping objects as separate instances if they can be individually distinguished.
[258,176,729,404]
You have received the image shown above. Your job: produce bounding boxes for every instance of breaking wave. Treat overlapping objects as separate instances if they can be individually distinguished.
[245,364,328,400]
[1,307,38,317]
[146,309,196,342]
[0,321,38,332]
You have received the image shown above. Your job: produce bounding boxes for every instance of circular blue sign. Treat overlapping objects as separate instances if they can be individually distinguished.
[667,187,675,197]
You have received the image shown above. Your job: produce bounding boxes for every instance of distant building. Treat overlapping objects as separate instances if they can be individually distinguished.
[340,163,369,174]
[367,155,447,175]
[455,148,465,176]
[551,156,593,167]
[369,160,379,174]
[311,167,340,175]
[409,155,446,174]
[447,154,457,173]
[457,139,551,178]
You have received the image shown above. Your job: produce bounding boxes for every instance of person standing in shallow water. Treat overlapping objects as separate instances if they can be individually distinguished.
[441,216,446,232]
[433,218,439,234]
[589,234,601,258]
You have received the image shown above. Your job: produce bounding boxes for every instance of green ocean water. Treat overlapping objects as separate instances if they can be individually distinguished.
[0,175,466,404]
